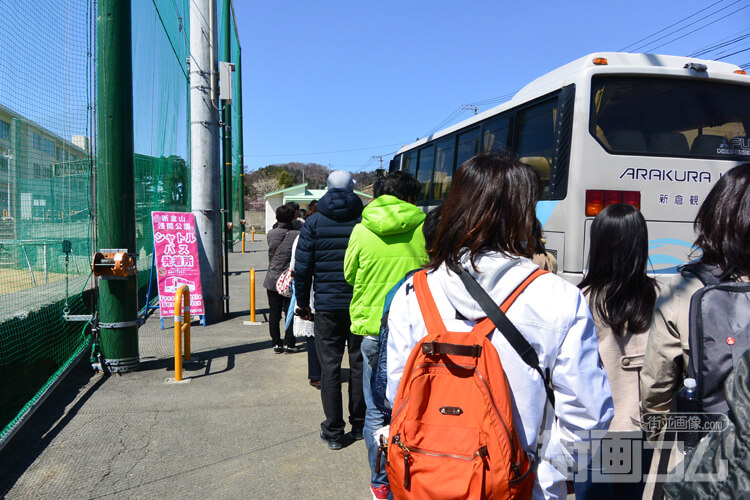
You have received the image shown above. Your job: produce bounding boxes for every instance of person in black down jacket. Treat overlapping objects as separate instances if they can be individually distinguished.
[294,170,365,450]
[263,203,300,354]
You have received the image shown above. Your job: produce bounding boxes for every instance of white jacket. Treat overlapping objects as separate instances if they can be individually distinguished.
[386,252,614,499]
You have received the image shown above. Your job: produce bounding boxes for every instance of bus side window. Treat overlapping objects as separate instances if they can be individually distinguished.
[433,137,455,201]
[416,146,435,202]
[389,156,401,172]
[456,128,480,168]
[515,99,557,199]
[482,116,510,153]
[404,151,417,178]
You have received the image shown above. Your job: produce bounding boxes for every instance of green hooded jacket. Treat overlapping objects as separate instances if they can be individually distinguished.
[344,195,428,335]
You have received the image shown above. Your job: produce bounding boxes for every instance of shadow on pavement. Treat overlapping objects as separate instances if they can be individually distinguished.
[138,339,278,377]
[0,360,106,496]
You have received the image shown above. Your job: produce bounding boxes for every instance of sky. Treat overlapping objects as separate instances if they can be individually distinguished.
[233,0,750,174]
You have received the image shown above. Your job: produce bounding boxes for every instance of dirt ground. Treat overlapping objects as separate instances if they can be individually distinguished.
[0,270,68,295]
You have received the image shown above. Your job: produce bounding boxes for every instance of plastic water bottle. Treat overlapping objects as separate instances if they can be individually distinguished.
[677,378,701,454]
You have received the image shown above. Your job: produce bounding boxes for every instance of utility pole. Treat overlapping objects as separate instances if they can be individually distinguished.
[97,0,139,372]
[372,156,385,197]
[190,0,223,323]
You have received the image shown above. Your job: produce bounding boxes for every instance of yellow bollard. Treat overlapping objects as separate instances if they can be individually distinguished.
[243,267,262,326]
[241,231,246,253]
[251,226,255,242]
[250,268,256,322]
[173,285,191,382]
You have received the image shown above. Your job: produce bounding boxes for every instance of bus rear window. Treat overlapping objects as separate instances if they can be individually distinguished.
[590,76,750,160]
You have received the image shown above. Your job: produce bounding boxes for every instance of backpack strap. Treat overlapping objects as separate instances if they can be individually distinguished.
[413,269,448,335]
[457,267,555,407]
[413,269,494,338]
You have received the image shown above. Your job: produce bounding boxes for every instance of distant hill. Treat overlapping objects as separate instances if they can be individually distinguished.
[245,163,380,202]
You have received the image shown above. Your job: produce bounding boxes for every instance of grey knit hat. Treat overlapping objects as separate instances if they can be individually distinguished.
[326,170,355,191]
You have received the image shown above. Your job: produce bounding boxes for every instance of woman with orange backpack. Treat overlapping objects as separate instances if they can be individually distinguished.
[384,152,614,499]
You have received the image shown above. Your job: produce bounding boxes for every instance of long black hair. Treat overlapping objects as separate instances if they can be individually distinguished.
[693,162,750,277]
[579,204,657,336]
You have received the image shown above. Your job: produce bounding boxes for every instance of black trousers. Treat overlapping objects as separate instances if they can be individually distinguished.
[266,289,295,348]
[315,310,364,439]
[307,336,321,382]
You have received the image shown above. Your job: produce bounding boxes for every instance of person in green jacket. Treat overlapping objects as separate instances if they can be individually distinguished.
[344,170,428,500]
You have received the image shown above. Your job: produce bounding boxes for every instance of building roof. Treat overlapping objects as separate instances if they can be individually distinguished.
[264,183,372,201]
[263,183,308,198]
[0,102,89,156]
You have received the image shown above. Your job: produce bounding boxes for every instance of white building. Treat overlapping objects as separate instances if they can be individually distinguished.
[263,183,372,231]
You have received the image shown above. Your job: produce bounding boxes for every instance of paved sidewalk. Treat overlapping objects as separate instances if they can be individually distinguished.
[0,237,371,499]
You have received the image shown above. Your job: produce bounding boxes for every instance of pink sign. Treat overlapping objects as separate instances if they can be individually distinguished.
[151,211,204,317]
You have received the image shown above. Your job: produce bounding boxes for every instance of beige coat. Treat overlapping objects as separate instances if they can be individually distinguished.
[639,274,703,499]
[587,304,650,432]
[640,274,702,417]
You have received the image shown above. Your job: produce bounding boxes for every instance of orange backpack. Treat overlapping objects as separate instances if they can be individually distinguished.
[384,268,547,500]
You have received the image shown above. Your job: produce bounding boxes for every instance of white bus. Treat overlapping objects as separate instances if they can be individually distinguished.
[389,52,750,283]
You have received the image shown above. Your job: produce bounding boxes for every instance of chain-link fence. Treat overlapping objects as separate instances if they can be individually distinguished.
[0,0,244,444]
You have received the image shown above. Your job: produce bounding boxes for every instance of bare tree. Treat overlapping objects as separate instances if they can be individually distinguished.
[247,175,281,201]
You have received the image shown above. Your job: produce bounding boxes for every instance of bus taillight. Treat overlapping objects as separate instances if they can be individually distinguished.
[621,191,641,208]
[586,190,640,216]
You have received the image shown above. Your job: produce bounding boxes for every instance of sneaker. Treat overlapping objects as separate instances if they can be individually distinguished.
[371,484,391,500]
[320,431,343,450]
[348,427,364,441]
[273,345,283,354]
[284,346,299,354]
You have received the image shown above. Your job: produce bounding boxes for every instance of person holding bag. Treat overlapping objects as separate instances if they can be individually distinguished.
[287,227,321,388]
[263,203,299,354]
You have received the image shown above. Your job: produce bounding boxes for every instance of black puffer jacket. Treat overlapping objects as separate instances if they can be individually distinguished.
[294,189,363,311]
[262,222,299,291]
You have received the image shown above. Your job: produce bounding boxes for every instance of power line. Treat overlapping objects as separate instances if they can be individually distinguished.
[421,91,517,139]
[619,0,727,51]
[467,92,517,107]
[645,4,750,53]
[422,107,467,138]
[714,39,750,56]
[629,0,747,53]
[245,142,405,157]
[715,45,750,60]
[688,28,750,57]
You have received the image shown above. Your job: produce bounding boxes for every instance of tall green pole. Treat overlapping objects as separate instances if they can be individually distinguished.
[220,0,233,315]
[237,49,245,227]
[97,0,139,372]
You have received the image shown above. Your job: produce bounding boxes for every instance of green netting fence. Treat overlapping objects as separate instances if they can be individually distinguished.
[0,0,94,444]
[0,0,244,445]
[132,0,192,304]
[219,0,244,242]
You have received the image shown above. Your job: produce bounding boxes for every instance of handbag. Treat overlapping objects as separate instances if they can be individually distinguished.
[276,268,293,297]
[286,285,314,337]
[293,316,315,337]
